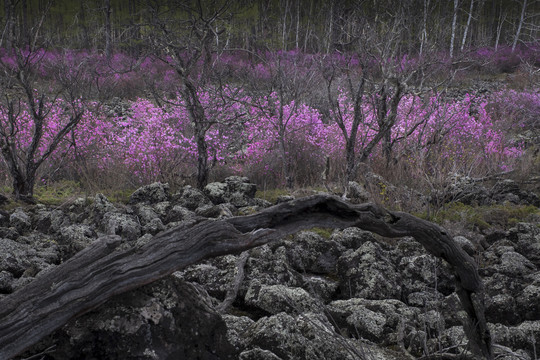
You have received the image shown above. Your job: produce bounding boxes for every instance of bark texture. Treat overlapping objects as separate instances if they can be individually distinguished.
[0,194,491,359]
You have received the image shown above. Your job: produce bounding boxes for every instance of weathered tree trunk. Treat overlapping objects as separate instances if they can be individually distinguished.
[450,0,459,58]
[512,0,527,52]
[0,195,492,359]
[461,0,474,51]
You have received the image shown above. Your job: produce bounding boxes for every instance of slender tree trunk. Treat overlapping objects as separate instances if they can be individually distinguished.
[104,0,112,59]
[295,0,300,49]
[4,0,15,49]
[495,0,505,50]
[181,79,210,189]
[419,0,430,56]
[460,0,474,51]
[450,0,459,58]
[326,1,334,54]
[512,0,527,52]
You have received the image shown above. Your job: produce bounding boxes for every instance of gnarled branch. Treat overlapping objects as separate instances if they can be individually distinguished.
[0,195,491,359]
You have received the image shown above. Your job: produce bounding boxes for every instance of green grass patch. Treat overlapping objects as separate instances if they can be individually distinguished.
[101,188,136,204]
[419,202,540,231]
[308,227,334,238]
[255,188,291,204]
[34,180,85,206]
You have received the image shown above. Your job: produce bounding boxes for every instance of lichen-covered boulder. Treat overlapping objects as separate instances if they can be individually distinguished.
[204,177,257,207]
[244,281,319,315]
[337,241,401,300]
[330,227,377,249]
[509,223,540,266]
[21,277,237,360]
[129,182,170,205]
[398,254,455,297]
[327,298,420,343]
[90,193,116,220]
[0,236,60,293]
[102,212,141,241]
[9,208,31,234]
[516,282,540,321]
[177,254,239,299]
[244,312,355,360]
[58,224,98,256]
[347,181,370,203]
[172,185,211,211]
[223,315,255,352]
[286,231,344,274]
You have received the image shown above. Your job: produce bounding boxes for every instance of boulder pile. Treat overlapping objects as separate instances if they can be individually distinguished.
[0,176,539,359]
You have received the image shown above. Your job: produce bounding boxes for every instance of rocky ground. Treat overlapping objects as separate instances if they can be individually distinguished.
[1,176,539,360]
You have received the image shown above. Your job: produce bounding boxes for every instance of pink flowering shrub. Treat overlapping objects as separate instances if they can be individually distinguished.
[0,49,532,191]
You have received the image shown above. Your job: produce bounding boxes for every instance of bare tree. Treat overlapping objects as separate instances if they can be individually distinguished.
[0,10,98,201]
[240,50,319,188]
[144,0,233,189]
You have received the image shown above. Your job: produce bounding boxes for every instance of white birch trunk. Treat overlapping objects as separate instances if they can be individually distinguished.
[512,0,527,52]
[450,0,459,58]
[460,0,474,51]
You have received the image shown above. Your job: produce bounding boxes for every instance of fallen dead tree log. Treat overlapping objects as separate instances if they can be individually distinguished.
[0,194,492,359]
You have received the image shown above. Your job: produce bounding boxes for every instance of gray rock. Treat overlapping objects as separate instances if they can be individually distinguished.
[135,204,160,225]
[330,227,377,249]
[223,315,255,351]
[0,236,60,292]
[327,298,419,343]
[58,224,98,254]
[286,231,344,274]
[239,347,282,360]
[21,277,236,360]
[275,195,294,204]
[399,254,454,296]
[486,293,520,325]
[129,182,170,204]
[204,177,257,207]
[337,241,401,300]
[493,250,537,276]
[165,205,196,224]
[173,186,211,211]
[204,182,229,204]
[328,300,387,341]
[9,208,31,234]
[453,235,476,256]
[244,312,360,360]
[406,290,444,308]
[516,284,540,321]
[91,193,116,218]
[102,212,141,241]
[176,254,242,299]
[437,326,468,355]
[245,245,303,288]
[195,203,234,218]
[0,209,10,227]
[0,270,14,293]
[301,274,339,302]
[509,223,540,266]
[347,181,369,203]
[142,218,165,235]
[245,281,320,315]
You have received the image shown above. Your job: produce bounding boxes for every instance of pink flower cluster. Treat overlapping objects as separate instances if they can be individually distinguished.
[0,84,531,186]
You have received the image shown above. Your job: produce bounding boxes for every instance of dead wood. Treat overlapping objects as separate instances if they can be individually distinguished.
[0,194,491,359]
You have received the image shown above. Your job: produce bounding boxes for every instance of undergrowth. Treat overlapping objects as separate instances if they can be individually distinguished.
[418,202,540,231]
